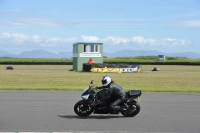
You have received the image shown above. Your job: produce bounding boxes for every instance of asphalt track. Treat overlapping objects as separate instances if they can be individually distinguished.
[0,91,200,133]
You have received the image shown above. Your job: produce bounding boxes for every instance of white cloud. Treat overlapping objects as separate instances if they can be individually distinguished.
[104,36,129,44]
[81,35,99,42]
[0,32,77,47]
[173,20,200,28]
[45,37,77,46]
[11,33,29,43]
[1,32,11,38]
[131,36,190,47]
[161,38,190,46]
[31,35,43,43]
[0,32,195,54]
[176,11,200,18]
[0,32,29,44]
[132,36,159,46]
[132,36,149,44]
[17,18,60,27]
[181,20,200,28]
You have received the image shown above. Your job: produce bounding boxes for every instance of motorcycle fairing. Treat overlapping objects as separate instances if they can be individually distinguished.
[81,88,90,100]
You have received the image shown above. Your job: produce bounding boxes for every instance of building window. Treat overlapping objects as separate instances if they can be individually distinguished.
[83,44,99,53]
[73,44,77,54]
[95,45,99,52]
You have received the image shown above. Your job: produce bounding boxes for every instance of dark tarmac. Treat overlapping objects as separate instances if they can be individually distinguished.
[0,91,199,133]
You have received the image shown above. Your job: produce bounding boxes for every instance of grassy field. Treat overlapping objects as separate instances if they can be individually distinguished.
[1,56,200,63]
[0,65,200,92]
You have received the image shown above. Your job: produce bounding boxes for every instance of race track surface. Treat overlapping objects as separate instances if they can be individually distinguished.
[0,91,199,133]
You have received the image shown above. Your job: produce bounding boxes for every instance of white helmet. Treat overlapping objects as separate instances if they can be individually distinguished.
[101,75,111,86]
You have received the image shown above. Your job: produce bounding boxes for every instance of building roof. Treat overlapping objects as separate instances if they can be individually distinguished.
[73,42,103,45]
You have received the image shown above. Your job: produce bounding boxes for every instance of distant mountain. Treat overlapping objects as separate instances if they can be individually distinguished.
[0,50,16,57]
[0,49,200,58]
[18,49,58,58]
[104,50,200,58]
[0,49,73,58]
[104,50,164,57]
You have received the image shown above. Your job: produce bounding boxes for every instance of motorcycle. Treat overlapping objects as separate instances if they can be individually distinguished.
[74,80,142,117]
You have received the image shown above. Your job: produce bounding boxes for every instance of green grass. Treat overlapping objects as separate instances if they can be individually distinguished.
[1,56,200,63]
[0,65,200,92]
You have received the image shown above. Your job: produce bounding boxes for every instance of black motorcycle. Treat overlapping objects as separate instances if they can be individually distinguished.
[74,80,142,117]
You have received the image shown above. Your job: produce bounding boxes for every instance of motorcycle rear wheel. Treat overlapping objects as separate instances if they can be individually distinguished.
[121,100,141,117]
[74,100,93,117]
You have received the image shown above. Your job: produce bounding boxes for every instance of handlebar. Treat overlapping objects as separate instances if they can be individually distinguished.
[89,84,99,91]
[89,80,100,91]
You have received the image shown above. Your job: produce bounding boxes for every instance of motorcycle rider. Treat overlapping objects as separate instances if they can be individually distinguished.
[96,75,126,111]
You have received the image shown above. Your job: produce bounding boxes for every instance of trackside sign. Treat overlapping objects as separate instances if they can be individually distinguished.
[90,67,142,73]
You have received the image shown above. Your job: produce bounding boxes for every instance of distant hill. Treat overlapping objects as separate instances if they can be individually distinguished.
[0,50,16,57]
[104,50,164,57]
[0,49,200,58]
[0,49,73,58]
[18,49,57,58]
[104,50,200,58]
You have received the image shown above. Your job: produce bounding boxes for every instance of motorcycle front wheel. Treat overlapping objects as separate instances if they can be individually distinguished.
[120,100,141,117]
[74,100,93,117]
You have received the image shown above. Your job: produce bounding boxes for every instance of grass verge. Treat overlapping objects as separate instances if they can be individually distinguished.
[0,65,200,92]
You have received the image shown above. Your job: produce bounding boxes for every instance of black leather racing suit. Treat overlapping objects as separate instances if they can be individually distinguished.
[98,83,126,111]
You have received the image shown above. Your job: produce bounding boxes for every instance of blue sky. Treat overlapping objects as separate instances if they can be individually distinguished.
[0,0,200,54]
